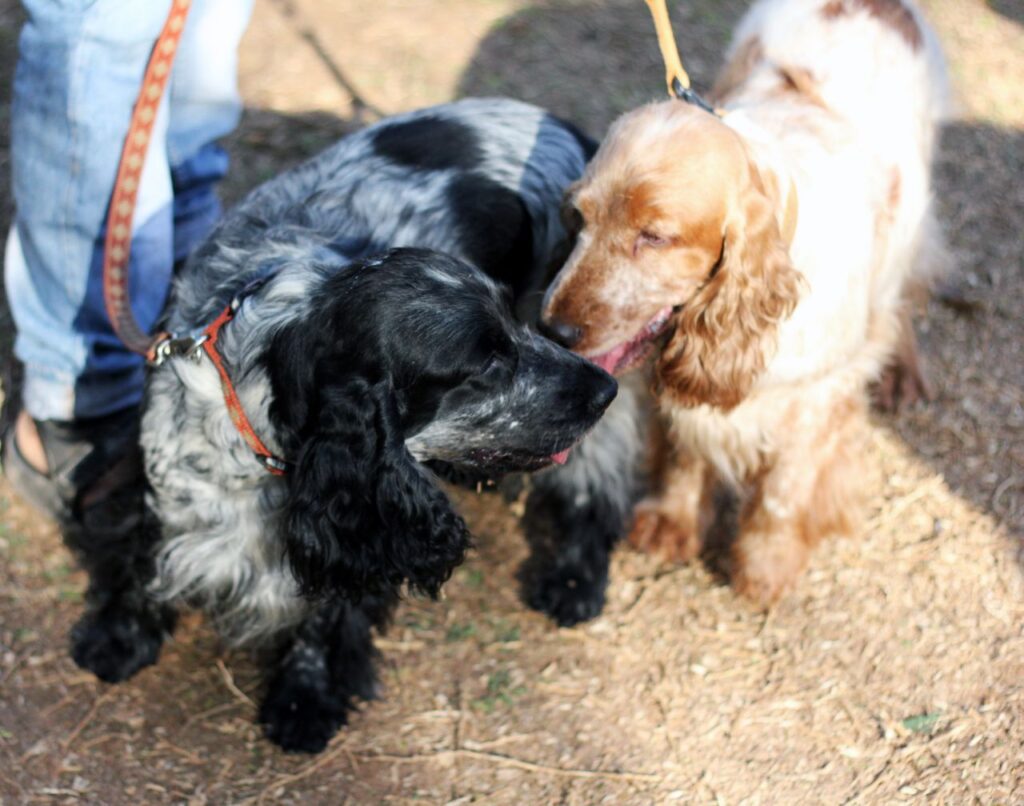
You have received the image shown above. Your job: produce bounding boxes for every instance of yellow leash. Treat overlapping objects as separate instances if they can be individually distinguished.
[643,0,798,241]
[643,0,718,115]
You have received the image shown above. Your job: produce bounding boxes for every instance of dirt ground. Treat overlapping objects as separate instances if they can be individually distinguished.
[1,0,1022,803]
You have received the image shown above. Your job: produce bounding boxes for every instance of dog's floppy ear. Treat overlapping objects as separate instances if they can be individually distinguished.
[657,166,803,410]
[283,375,470,600]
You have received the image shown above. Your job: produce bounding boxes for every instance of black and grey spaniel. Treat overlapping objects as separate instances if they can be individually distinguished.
[69,99,646,753]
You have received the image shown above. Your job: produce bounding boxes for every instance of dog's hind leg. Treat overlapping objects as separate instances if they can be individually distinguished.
[65,469,177,684]
[519,377,647,626]
[259,591,397,754]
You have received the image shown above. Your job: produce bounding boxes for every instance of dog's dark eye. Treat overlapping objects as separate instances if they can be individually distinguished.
[635,230,670,254]
[562,203,584,235]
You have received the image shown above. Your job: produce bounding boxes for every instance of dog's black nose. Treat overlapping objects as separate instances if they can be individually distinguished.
[540,315,582,349]
[584,364,618,416]
[593,366,614,413]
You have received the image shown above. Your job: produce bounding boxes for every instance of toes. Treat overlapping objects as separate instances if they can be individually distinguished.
[731,534,808,607]
[626,510,661,552]
[259,678,349,754]
[70,605,170,683]
[872,360,933,413]
[525,567,607,627]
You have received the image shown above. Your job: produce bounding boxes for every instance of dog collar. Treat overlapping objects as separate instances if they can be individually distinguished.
[149,278,291,476]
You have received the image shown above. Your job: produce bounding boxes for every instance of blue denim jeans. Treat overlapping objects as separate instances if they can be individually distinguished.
[5,0,254,420]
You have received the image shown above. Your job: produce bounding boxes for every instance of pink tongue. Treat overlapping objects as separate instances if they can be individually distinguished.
[589,343,630,376]
[551,449,571,465]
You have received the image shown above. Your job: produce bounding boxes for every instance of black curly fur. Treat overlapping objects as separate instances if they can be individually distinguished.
[260,592,396,753]
[62,447,176,682]
[265,249,614,604]
[519,471,632,627]
[282,376,470,599]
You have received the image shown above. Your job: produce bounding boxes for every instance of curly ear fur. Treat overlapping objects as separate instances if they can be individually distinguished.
[657,169,803,410]
[284,377,470,600]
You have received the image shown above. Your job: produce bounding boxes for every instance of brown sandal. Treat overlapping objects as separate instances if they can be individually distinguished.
[2,407,142,524]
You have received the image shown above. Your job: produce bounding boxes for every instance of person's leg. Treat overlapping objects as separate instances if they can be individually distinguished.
[2,0,178,681]
[5,0,178,426]
[3,0,252,683]
[4,0,253,514]
[167,0,254,264]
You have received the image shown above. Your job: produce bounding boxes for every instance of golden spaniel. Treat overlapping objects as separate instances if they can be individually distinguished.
[542,0,950,603]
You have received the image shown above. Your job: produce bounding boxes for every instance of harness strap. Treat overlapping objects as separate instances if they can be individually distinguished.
[200,302,290,476]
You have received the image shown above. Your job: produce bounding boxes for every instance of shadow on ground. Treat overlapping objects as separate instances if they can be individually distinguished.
[457,0,746,135]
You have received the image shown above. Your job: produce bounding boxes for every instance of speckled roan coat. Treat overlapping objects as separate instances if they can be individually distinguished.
[75,99,646,753]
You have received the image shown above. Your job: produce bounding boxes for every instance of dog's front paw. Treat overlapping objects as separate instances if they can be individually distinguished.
[628,509,702,563]
[260,676,349,754]
[525,565,607,627]
[70,604,172,683]
[731,530,809,607]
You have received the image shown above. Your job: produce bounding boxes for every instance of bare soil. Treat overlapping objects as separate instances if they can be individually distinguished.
[1,0,1021,803]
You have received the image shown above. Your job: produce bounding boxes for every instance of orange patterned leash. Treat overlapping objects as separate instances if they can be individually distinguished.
[103,0,192,356]
[102,0,289,475]
[642,0,719,115]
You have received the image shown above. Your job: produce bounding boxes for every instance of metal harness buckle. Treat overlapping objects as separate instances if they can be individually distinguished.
[148,331,210,367]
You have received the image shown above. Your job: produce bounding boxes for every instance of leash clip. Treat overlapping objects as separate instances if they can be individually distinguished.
[147,330,210,367]
[670,76,717,115]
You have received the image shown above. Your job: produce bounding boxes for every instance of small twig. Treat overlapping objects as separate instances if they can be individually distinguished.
[355,748,661,783]
[241,740,352,805]
[156,738,204,764]
[867,476,944,530]
[991,474,1021,520]
[63,688,114,751]
[215,659,255,708]
[462,734,535,752]
[181,699,245,730]
[0,769,26,800]
[41,694,76,718]
[374,638,427,652]
[79,733,120,751]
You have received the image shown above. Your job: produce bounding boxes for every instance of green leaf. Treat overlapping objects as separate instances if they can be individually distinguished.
[902,712,941,733]
[445,622,476,642]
